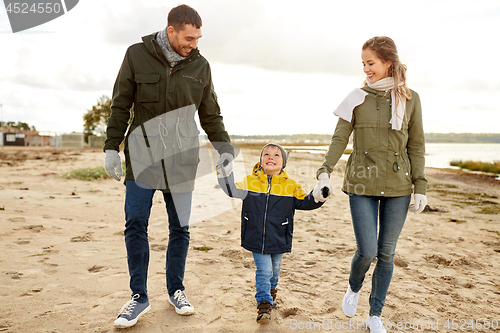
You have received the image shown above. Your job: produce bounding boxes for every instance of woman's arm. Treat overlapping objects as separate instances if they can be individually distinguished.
[406,92,427,195]
[316,118,354,178]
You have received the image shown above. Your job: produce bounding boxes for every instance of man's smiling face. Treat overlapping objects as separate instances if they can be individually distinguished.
[167,24,202,57]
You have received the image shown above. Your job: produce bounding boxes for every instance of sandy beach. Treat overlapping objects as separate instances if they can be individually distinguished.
[1,146,499,333]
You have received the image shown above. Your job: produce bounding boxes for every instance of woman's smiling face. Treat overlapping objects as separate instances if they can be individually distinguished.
[362,48,392,83]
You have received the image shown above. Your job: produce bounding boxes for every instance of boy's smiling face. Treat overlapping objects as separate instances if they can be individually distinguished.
[261,146,283,175]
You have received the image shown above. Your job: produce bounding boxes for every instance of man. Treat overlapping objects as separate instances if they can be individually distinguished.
[103,5,234,328]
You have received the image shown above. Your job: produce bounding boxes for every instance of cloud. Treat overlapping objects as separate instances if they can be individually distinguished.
[1,0,499,135]
[11,68,112,92]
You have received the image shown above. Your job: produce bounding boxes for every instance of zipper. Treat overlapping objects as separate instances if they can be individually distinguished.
[183,74,202,83]
[261,175,272,254]
[150,40,177,76]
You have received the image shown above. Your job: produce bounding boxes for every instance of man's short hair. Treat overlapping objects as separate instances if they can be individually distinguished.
[167,4,202,31]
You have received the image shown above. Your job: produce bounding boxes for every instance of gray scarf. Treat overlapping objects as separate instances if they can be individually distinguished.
[156,28,186,67]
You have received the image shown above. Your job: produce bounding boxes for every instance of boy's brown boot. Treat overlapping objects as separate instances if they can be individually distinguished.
[270,288,277,306]
[256,302,271,323]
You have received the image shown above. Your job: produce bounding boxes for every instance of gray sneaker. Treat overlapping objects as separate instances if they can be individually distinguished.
[114,294,151,328]
[168,290,194,315]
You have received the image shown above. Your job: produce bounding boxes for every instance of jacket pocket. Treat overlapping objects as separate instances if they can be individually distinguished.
[135,73,160,102]
[241,212,262,249]
[353,123,377,152]
[266,216,291,249]
[241,213,248,240]
[386,151,412,190]
[175,119,200,165]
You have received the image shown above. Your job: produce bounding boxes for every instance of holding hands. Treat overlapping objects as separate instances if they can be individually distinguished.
[313,173,333,203]
[216,153,234,178]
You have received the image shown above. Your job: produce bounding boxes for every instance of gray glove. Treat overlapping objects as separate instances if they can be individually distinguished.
[104,150,123,181]
[217,153,233,177]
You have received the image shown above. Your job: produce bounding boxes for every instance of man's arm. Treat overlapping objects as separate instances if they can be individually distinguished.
[197,63,234,157]
[104,48,135,152]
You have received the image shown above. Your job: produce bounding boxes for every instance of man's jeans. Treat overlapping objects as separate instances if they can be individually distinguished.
[348,194,411,316]
[124,180,192,303]
[252,252,284,305]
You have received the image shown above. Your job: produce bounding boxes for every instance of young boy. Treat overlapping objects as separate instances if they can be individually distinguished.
[217,143,326,323]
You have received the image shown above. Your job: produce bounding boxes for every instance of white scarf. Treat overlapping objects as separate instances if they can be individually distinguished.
[333,77,406,131]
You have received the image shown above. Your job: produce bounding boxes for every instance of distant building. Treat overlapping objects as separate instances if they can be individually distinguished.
[3,132,25,146]
[0,127,51,146]
[25,133,51,146]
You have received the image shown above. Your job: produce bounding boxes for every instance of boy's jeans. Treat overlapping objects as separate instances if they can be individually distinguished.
[348,193,411,316]
[124,180,192,303]
[252,252,284,305]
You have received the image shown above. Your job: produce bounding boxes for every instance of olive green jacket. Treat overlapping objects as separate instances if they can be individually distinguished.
[104,32,233,192]
[317,87,427,197]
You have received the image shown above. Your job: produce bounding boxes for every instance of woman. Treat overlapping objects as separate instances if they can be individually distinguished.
[313,36,427,333]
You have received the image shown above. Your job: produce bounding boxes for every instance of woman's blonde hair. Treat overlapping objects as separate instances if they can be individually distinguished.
[362,36,412,102]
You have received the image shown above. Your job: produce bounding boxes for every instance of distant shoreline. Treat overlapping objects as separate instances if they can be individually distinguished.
[228,133,500,144]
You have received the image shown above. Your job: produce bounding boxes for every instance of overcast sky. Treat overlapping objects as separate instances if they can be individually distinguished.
[1,0,499,136]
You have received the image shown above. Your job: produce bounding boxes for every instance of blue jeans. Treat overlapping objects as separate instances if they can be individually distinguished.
[348,194,411,316]
[252,252,284,305]
[124,180,192,303]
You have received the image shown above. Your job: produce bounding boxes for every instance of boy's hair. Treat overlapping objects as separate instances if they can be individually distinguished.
[167,4,202,31]
[259,143,290,169]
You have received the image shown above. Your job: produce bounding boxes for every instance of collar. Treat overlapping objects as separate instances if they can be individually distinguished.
[252,162,289,183]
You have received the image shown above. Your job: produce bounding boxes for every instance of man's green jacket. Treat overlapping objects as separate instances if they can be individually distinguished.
[104,32,233,192]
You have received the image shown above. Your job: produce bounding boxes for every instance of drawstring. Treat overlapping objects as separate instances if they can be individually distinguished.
[158,117,168,149]
[175,117,182,149]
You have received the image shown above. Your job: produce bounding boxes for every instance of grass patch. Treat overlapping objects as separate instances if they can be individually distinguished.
[430,187,499,215]
[477,206,500,215]
[193,246,213,252]
[63,167,108,181]
[63,162,126,181]
[450,160,500,174]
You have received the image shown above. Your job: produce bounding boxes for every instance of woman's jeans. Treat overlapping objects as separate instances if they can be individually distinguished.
[124,180,192,303]
[252,252,284,305]
[348,194,411,316]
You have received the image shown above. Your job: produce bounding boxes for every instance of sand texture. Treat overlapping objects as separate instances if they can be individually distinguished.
[1,147,499,332]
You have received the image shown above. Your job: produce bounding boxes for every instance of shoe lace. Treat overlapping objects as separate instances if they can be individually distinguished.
[119,294,140,316]
[346,292,358,305]
[369,316,384,328]
[174,290,190,306]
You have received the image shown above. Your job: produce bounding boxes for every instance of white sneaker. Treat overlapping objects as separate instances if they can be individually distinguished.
[366,315,387,333]
[342,285,359,317]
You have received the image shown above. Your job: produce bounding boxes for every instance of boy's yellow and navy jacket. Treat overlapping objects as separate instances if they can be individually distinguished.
[218,163,323,254]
